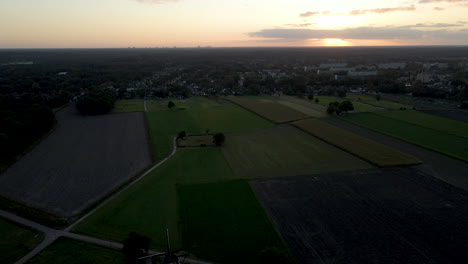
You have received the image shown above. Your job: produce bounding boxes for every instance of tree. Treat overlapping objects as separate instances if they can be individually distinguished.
[76,89,116,115]
[338,100,354,113]
[315,98,319,103]
[307,94,314,100]
[122,232,151,263]
[213,132,226,146]
[327,104,337,115]
[168,101,175,109]
[177,131,186,139]
[376,94,381,101]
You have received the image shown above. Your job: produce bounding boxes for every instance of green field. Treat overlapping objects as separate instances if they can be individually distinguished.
[346,93,412,110]
[0,218,43,264]
[315,96,380,112]
[112,99,145,113]
[228,96,310,123]
[179,180,289,264]
[27,238,126,264]
[374,110,468,139]
[74,148,236,250]
[292,119,421,167]
[341,113,468,162]
[146,97,273,161]
[222,125,373,178]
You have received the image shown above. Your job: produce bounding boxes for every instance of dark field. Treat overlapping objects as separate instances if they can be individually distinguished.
[0,106,152,218]
[420,110,468,123]
[251,168,468,264]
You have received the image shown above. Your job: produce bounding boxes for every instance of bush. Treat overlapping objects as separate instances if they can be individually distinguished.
[122,232,151,262]
[338,100,354,113]
[177,131,187,139]
[76,89,116,115]
[168,101,175,109]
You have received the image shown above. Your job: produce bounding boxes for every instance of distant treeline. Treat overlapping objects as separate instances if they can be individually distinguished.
[0,94,56,168]
[76,89,117,115]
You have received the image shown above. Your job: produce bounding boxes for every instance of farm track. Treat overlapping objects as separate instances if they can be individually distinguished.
[322,117,468,192]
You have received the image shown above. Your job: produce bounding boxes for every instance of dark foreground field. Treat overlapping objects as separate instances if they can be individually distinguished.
[419,110,468,123]
[0,106,152,218]
[251,168,468,264]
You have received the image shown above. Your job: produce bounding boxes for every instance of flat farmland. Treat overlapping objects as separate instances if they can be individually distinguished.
[341,112,468,162]
[292,118,421,167]
[179,180,289,264]
[315,96,380,112]
[0,106,152,218]
[112,99,145,113]
[277,96,326,117]
[27,238,126,264]
[146,97,272,161]
[0,217,44,264]
[374,110,468,138]
[73,148,236,250]
[251,168,468,264]
[222,125,373,178]
[346,93,412,109]
[228,97,310,123]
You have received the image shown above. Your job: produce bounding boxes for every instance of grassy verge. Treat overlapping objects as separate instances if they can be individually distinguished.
[292,118,421,167]
[0,195,68,229]
[26,238,126,264]
[0,217,44,264]
[179,180,291,264]
[112,99,145,113]
[340,113,468,162]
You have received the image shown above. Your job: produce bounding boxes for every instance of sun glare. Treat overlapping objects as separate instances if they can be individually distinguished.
[322,38,349,46]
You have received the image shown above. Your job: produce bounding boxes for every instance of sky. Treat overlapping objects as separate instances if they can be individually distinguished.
[0,0,468,48]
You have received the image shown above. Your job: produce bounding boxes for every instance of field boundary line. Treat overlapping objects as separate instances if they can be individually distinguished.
[65,136,178,231]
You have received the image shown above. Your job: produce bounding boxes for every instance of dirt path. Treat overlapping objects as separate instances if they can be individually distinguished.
[0,137,210,264]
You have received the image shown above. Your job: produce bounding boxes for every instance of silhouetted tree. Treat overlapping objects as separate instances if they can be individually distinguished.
[168,101,175,109]
[213,133,226,146]
[338,100,354,113]
[177,131,187,139]
[307,94,314,100]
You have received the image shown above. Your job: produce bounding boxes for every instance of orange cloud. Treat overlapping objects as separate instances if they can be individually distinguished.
[349,6,416,15]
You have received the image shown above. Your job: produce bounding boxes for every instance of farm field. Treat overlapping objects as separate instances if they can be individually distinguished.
[0,218,43,264]
[292,118,421,167]
[179,180,289,264]
[73,148,236,251]
[346,93,412,109]
[251,168,468,264]
[315,96,380,112]
[26,238,126,264]
[324,117,468,192]
[112,99,145,113]
[228,96,310,123]
[146,97,272,161]
[222,125,373,178]
[276,95,326,117]
[420,110,468,123]
[340,112,468,162]
[374,110,468,138]
[381,93,457,110]
[0,106,152,218]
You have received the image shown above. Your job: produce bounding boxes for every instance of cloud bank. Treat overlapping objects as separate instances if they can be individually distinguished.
[249,27,468,41]
[133,0,180,4]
